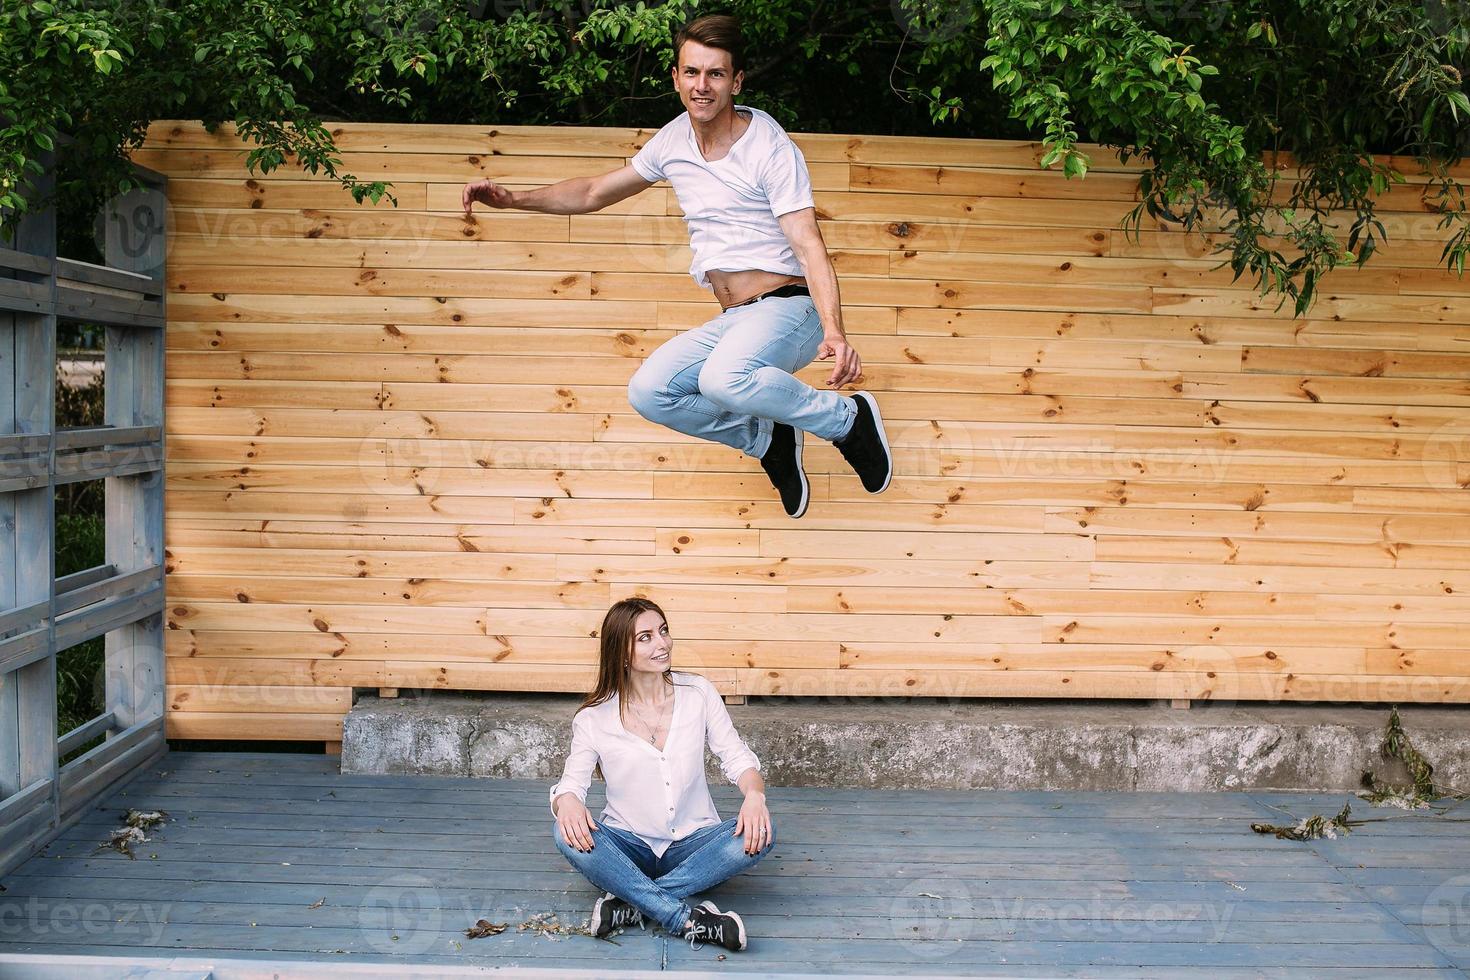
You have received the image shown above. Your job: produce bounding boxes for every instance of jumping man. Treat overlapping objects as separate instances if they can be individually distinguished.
[463,13,892,519]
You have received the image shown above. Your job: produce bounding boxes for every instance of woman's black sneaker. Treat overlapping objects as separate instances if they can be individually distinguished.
[833,391,892,493]
[759,421,809,518]
[685,904,747,951]
[589,892,644,938]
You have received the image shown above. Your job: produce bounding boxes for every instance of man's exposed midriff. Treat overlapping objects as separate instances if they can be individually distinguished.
[708,269,807,311]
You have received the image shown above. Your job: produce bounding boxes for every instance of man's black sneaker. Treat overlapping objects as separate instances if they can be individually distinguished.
[686,903,747,951]
[589,892,644,938]
[833,390,892,493]
[759,421,809,519]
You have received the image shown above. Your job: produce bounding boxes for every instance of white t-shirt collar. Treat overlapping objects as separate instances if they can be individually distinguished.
[687,104,756,164]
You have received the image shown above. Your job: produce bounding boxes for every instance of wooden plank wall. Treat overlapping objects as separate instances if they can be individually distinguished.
[136,120,1470,742]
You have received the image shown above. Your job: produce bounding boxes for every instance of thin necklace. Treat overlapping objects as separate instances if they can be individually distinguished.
[625,690,672,745]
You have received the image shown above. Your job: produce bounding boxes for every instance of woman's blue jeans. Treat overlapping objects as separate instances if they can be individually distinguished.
[627,294,858,460]
[553,816,775,934]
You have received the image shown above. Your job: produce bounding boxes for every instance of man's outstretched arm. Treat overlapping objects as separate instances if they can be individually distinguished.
[779,206,861,389]
[463,165,654,216]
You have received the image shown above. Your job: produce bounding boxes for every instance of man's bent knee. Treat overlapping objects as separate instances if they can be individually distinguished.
[627,371,668,421]
[696,362,749,412]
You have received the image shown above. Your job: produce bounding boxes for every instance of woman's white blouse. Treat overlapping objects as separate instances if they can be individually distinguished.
[548,672,761,858]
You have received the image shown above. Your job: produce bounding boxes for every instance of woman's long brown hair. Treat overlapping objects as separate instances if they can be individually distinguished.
[581,597,688,721]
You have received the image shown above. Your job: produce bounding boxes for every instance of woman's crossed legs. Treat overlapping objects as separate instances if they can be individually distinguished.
[553,817,775,934]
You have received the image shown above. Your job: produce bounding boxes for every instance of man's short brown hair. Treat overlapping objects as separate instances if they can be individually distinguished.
[674,14,746,75]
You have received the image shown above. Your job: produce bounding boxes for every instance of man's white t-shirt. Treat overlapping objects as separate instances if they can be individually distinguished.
[630,104,815,290]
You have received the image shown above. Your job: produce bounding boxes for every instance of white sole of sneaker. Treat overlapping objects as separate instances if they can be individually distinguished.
[725,908,749,950]
[791,427,809,519]
[589,893,611,936]
[853,390,892,494]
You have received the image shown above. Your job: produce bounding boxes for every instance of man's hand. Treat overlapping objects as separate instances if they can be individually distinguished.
[817,330,862,388]
[462,178,515,216]
[554,793,598,852]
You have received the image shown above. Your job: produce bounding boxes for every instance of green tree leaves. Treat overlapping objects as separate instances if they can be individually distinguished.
[1,0,1466,317]
[978,0,1469,316]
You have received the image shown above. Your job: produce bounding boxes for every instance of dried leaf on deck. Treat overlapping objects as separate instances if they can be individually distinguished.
[465,918,508,938]
[96,826,149,859]
[124,809,169,831]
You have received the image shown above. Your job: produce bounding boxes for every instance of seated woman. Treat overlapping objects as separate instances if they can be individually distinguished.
[550,596,774,952]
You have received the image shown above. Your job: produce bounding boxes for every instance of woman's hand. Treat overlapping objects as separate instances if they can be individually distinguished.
[554,793,598,852]
[733,791,772,856]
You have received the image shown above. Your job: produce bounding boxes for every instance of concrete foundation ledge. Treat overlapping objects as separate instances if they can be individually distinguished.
[341,693,1470,793]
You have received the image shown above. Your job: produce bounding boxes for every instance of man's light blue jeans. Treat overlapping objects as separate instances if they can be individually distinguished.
[627,294,858,460]
[553,817,775,934]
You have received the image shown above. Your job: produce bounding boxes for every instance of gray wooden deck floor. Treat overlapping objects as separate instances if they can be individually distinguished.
[0,750,1465,978]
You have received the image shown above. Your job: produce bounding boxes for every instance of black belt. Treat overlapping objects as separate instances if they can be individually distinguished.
[725,283,810,310]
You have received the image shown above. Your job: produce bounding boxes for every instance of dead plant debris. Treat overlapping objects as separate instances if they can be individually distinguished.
[1251,707,1468,841]
[95,809,169,859]
[464,919,508,938]
[461,911,606,943]
[1252,802,1361,841]
[517,910,591,941]
[1358,705,1456,809]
